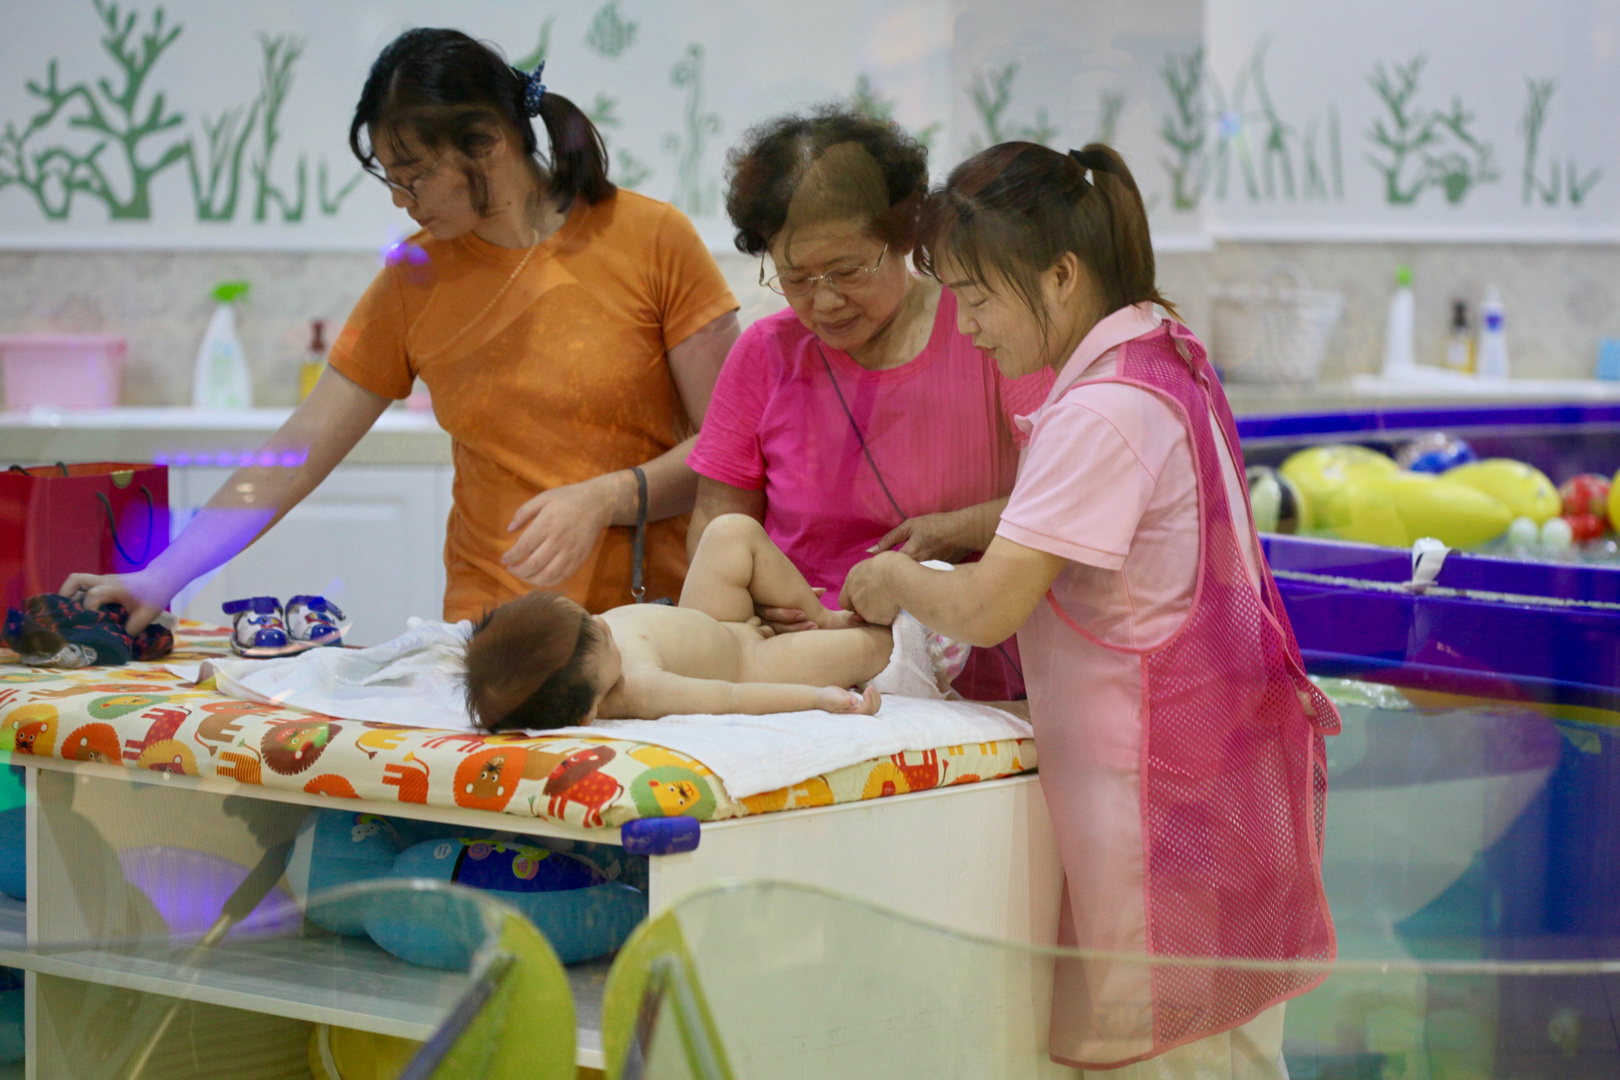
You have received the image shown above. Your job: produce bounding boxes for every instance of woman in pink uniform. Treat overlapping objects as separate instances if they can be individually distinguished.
[688,108,1052,701]
[842,142,1340,1076]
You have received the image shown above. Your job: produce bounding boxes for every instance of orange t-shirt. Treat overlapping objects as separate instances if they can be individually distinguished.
[330,190,738,619]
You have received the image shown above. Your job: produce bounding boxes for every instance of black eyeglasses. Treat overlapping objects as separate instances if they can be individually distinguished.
[761,245,889,297]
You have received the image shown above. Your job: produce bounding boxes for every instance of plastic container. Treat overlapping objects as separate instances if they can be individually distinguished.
[192,280,252,409]
[1380,264,1415,377]
[0,334,126,410]
[1477,284,1510,379]
[1207,263,1343,385]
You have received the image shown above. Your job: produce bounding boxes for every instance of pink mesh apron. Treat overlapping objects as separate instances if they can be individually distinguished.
[1037,321,1339,1068]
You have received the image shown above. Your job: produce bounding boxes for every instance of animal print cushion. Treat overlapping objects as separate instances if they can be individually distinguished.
[0,623,1036,828]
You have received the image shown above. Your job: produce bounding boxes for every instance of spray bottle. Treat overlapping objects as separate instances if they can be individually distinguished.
[191,281,253,408]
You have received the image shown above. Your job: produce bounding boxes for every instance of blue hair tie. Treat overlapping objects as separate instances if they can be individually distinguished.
[522,62,547,117]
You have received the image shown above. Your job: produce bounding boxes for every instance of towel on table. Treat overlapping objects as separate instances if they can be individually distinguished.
[196,618,1032,800]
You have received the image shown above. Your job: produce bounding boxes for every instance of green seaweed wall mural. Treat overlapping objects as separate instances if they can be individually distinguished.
[1209,38,1342,205]
[187,92,258,221]
[252,34,306,222]
[1,0,362,225]
[664,44,720,217]
[0,0,188,220]
[1521,78,1601,207]
[1159,48,1206,210]
[1365,54,1497,207]
[512,16,554,72]
[585,1,637,59]
[967,63,1055,152]
[851,73,941,152]
[1093,89,1126,147]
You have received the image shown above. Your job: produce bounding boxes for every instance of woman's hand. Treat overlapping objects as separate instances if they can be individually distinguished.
[869,510,977,563]
[755,586,825,634]
[57,569,170,635]
[502,473,628,587]
[868,499,1007,562]
[839,552,908,627]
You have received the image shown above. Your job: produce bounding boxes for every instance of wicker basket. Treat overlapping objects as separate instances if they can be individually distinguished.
[1208,266,1343,385]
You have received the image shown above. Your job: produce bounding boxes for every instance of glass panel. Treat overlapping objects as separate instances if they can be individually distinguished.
[611,679,1620,1078]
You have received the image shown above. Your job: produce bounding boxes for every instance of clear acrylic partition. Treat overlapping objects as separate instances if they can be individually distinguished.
[606,672,1620,1079]
[0,767,579,1080]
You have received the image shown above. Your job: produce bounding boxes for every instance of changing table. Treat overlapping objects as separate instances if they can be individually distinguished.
[0,623,1060,1075]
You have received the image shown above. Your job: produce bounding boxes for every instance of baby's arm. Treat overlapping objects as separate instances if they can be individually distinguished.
[613,670,880,718]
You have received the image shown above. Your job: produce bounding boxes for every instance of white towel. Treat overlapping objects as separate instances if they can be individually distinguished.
[200,617,475,731]
[196,618,1032,800]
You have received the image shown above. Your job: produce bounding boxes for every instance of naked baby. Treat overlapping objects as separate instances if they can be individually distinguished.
[462,514,895,731]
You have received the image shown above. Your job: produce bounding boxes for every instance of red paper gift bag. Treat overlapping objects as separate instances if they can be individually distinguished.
[0,462,170,610]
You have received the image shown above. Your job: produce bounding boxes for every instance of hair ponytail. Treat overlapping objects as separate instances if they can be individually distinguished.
[351,28,614,218]
[916,140,1177,337]
[533,89,614,208]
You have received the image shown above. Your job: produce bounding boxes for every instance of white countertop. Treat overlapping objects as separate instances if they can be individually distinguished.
[7,377,1620,468]
[0,406,452,466]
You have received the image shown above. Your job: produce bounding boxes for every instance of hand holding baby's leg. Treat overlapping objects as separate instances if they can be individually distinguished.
[682,514,851,628]
[814,685,881,715]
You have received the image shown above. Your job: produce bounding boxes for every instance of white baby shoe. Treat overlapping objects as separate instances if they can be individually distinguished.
[286,595,346,648]
[223,596,293,658]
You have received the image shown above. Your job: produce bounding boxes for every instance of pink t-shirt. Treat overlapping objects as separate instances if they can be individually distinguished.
[691,288,1052,596]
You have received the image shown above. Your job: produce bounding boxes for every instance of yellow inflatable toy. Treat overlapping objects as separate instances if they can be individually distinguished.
[1330,471,1513,549]
[1610,467,1620,535]
[1278,444,1399,534]
[1442,459,1562,524]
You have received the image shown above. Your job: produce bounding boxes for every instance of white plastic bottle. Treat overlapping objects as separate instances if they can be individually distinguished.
[1476,285,1509,379]
[1381,264,1415,379]
[192,280,253,408]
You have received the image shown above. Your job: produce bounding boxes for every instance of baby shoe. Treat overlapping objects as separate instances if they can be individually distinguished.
[222,596,292,658]
[286,595,345,648]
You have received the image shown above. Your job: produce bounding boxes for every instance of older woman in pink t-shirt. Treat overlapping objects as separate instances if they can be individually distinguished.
[688,108,1051,701]
[842,142,1339,1077]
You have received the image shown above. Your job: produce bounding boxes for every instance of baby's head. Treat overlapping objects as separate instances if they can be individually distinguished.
[462,592,622,732]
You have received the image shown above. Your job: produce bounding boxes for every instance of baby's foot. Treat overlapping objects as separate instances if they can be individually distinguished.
[814,685,882,715]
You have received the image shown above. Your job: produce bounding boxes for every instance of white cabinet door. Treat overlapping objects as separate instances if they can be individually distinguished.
[170,466,451,645]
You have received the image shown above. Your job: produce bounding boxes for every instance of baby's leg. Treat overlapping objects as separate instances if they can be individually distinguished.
[681,514,848,627]
[740,624,893,690]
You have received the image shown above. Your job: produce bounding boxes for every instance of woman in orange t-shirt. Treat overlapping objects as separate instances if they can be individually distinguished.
[63,29,739,632]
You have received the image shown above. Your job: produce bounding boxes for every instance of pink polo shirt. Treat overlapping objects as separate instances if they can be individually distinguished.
[997,304,1261,985]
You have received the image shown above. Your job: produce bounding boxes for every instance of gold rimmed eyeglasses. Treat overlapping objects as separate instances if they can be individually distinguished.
[761,245,888,297]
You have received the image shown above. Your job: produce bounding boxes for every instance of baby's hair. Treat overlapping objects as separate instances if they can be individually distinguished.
[462,592,601,732]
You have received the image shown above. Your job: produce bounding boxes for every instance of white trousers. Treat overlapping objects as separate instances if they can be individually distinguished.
[1081,1003,1288,1080]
